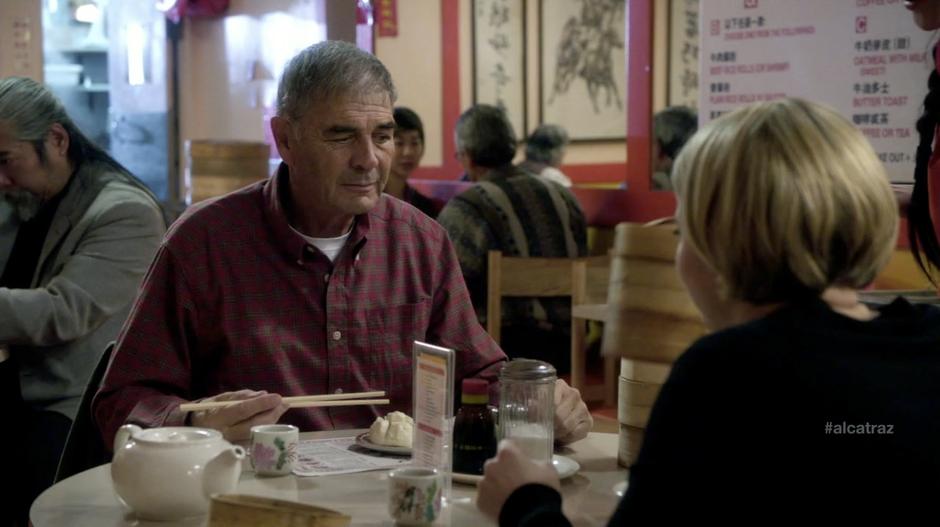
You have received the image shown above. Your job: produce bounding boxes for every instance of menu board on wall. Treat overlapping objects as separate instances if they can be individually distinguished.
[699,0,932,183]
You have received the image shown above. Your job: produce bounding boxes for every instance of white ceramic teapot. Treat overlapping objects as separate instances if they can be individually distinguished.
[111,424,245,520]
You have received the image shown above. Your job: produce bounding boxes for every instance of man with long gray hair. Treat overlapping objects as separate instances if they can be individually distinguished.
[0,76,165,523]
[94,41,593,448]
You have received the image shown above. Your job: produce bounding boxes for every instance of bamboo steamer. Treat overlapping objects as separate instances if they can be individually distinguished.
[604,222,705,468]
[619,357,670,384]
[616,359,671,468]
[601,223,706,364]
[187,140,271,203]
[618,423,646,469]
[208,494,350,527]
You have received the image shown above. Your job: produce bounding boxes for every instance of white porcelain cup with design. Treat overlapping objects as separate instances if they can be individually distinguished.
[249,424,299,477]
[387,467,443,525]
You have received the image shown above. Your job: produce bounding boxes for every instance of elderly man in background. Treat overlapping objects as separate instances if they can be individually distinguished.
[0,77,165,525]
[651,106,697,191]
[438,105,589,388]
[94,42,592,449]
[518,123,572,187]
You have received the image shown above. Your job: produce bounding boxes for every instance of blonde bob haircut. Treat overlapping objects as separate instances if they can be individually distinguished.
[672,98,897,304]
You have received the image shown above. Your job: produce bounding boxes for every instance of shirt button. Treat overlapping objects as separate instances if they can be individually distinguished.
[332,330,342,341]
[324,273,330,283]
[335,388,343,394]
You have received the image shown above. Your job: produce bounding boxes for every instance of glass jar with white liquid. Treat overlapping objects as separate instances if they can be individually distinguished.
[498,359,555,462]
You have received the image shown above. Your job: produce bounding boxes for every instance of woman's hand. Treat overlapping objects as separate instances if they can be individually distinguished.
[477,440,561,520]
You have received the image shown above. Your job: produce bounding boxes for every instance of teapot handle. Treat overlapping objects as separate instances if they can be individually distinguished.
[113,424,143,455]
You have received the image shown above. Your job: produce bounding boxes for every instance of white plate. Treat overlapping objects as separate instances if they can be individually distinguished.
[451,455,580,486]
[354,432,412,456]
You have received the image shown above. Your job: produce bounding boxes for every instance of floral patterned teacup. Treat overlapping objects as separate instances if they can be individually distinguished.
[388,467,442,525]
[249,424,298,477]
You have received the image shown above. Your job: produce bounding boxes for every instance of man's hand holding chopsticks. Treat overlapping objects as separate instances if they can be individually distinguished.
[189,389,289,442]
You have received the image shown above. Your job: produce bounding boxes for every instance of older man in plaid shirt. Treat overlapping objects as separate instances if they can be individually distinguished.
[93,41,592,446]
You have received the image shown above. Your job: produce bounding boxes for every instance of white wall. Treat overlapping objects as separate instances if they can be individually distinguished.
[375,0,443,166]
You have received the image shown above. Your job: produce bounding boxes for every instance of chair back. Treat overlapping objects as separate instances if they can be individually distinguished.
[54,342,115,482]
[486,251,570,343]
[485,251,609,343]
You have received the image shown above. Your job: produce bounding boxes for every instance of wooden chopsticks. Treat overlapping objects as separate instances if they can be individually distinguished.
[178,390,389,413]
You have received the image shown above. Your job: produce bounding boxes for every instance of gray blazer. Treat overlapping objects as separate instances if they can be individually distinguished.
[0,160,166,419]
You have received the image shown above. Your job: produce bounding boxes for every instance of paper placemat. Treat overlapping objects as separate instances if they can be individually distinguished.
[292,436,410,477]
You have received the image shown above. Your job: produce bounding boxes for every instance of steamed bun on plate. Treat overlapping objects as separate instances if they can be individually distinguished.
[368,411,414,448]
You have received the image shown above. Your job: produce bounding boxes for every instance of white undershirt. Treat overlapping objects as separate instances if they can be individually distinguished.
[291,226,353,262]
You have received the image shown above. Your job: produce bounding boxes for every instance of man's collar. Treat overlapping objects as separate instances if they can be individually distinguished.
[263,163,374,264]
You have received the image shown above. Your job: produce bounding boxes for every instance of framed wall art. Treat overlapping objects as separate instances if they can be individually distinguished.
[539,0,626,141]
[473,0,527,138]
[668,0,699,109]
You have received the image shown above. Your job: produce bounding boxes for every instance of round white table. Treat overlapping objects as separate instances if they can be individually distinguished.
[31,430,625,526]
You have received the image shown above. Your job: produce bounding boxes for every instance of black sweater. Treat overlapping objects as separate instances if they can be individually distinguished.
[501,297,940,525]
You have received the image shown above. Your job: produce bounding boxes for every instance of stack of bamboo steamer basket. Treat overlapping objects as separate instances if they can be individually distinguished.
[187,140,272,203]
[617,358,671,467]
[601,222,707,468]
[209,494,350,526]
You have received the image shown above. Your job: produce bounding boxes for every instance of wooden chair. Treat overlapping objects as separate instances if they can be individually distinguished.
[571,257,617,405]
[486,251,576,343]
[485,251,611,399]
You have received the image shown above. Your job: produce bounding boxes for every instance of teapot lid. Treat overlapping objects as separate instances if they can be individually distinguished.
[134,427,223,445]
[500,359,556,381]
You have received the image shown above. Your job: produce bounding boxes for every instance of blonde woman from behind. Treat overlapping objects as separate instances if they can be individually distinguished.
[477,98,940,524]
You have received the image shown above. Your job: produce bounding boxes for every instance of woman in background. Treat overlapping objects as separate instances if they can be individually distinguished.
[385,107,441,218]
[477,98,940,524]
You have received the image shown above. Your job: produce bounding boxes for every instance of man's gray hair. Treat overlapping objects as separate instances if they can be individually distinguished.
[653,106,697,160]
[525,124,569,166]
[276,40,397,121]
[455,104,517,168]
[0,76,127,171]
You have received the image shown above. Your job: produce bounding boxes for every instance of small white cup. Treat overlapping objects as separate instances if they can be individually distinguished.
[249,424,298,477]
[387,467,442,525]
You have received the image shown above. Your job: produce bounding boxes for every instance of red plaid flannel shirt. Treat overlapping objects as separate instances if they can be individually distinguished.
[93,166,506,443]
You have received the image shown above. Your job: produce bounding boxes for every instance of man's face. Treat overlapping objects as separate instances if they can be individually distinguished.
[391,129,424,179]
[0,124,51,221]
[274,92,395,232]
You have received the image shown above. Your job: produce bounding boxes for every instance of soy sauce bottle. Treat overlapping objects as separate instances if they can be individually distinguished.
[453,378,497,475]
